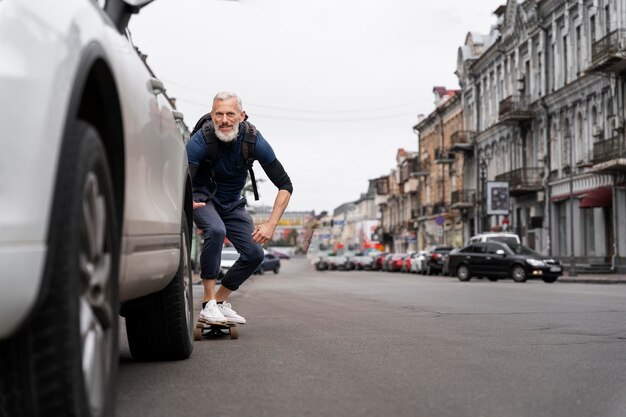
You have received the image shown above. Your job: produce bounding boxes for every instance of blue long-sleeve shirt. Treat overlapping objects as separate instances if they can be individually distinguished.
[186,124,278,205]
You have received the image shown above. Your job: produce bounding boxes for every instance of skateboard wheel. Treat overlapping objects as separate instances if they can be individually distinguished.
[193,327,202,341]
[230,325,239,340]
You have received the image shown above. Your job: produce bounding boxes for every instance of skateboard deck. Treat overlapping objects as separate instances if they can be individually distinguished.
[194,319,239,340]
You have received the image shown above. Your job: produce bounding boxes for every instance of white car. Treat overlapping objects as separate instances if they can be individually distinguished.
[467,232,521,247]
[220,248,240,274]
[0,1,194,416]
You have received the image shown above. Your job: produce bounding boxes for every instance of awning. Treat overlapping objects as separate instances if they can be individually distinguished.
[579,186,612,209]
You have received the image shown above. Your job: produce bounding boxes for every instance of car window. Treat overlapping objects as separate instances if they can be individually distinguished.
[509,244,540,256]
[472,244,487,254]
[486,243,505,254]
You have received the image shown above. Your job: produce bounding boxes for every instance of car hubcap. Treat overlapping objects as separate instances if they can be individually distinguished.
[459,267,468,280]
[79,172,113,416]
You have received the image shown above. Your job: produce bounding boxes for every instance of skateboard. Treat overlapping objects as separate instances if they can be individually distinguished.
[194,319,239,340]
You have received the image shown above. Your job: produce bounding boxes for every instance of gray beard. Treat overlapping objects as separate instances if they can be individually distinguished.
[215,123,239,142]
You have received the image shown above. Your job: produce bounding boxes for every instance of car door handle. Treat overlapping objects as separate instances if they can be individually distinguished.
[148,78,165,95]
[172,110,184,122]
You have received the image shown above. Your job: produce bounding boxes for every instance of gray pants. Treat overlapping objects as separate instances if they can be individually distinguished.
[192,197,264,291]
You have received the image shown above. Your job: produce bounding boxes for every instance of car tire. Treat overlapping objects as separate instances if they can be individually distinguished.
[457,264,471,281]
[0,121,119,417]
[274,266,280,274]
[542,276,558,283]
[511,265,528,283]
[124,212,194,361]
[258,266,265,275]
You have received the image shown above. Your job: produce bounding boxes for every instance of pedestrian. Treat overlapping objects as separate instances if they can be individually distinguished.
[186,91,292,325]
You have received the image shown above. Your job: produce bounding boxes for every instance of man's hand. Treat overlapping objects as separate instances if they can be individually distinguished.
[193,201,206,210]
[252,223,275,244]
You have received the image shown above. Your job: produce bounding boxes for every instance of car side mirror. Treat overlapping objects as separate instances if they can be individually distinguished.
[496,249,505,257]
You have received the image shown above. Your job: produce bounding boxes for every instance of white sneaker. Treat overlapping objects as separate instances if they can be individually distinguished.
[218,302,246,324]
[199,300,227,324]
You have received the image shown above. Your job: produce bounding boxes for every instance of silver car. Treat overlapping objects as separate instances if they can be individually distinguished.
[0,1,193,416]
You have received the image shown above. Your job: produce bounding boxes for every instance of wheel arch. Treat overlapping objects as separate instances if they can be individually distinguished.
[38,43,124,316]
[75,51,125,237]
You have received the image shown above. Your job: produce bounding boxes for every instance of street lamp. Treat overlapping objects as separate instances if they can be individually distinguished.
[480,157,488,232]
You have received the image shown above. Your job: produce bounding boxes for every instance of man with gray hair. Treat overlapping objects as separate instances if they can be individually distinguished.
[186,91,293,324]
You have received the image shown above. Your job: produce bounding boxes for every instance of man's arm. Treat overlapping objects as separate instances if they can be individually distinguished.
[252,189,291,244]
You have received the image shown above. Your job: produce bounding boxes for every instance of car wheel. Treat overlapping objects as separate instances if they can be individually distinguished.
[258,267,265,275]
[457,264,471,281]
[274,266,280,274]
[124,212,194,361]
[511,265,528,283]
[0,121,119,417]
[542,276,558,283]
[426,265,432,275]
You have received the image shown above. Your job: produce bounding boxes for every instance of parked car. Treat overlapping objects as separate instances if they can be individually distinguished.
[425,246,455,275]
[374,252,390,271]
[402,251,415,272]
[448,241,563,283]
[467,232,521,248]
[328,255,350,271]
[441,248,460,276]
[221,248,240,274]
[0,1,194,415]
[356,255,376,270]
[387,253,407,272]
[256,252,281,274]
[411,250,430,274]
[314,255,330,271]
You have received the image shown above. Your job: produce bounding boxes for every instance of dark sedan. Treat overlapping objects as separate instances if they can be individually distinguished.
[448,241,563,283]
[255,252,281,274]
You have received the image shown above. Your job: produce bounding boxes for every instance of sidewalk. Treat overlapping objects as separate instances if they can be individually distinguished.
[558,272,626,284]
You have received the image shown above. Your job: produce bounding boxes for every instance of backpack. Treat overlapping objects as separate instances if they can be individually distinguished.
[191,113,259,201]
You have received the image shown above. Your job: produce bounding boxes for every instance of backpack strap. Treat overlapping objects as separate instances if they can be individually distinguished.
[241,122,259,201]
[201,120,220,181]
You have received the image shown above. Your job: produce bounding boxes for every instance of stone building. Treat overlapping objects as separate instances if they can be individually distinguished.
[454,0,626,271]
[414,88,467,249]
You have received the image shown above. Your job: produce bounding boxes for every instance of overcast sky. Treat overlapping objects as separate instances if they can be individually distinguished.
[130,0,505,214]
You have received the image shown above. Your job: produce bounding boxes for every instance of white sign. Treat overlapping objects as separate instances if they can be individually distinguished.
[487,181,510,215]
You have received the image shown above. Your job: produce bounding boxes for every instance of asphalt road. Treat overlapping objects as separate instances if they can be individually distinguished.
[117,259,626,417]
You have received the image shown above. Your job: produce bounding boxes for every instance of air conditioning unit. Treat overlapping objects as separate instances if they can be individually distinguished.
[591,125,603,137]
[611,117,624,131]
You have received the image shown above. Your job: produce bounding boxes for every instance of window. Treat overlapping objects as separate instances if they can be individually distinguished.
[605,5,610,35]
[563,35,568,84]
[590,15,596,46]
[576,26,581,74]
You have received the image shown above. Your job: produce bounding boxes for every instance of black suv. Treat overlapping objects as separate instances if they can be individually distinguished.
[448,241,563,283]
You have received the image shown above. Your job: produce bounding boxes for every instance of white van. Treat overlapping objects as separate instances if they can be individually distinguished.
[467,232,521,247]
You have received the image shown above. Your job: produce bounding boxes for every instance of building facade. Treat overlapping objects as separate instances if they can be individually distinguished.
[455,0,626,272]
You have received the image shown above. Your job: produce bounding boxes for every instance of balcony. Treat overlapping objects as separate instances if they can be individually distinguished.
[587,30,626,73]
[495,167,543,195]
[592,136,626,172]
[434,148,455,164]
[450,130,475,154]
[412,159,431,177]
[498,95,531,123]
[432,201,447,214]
[451,189,476,209]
